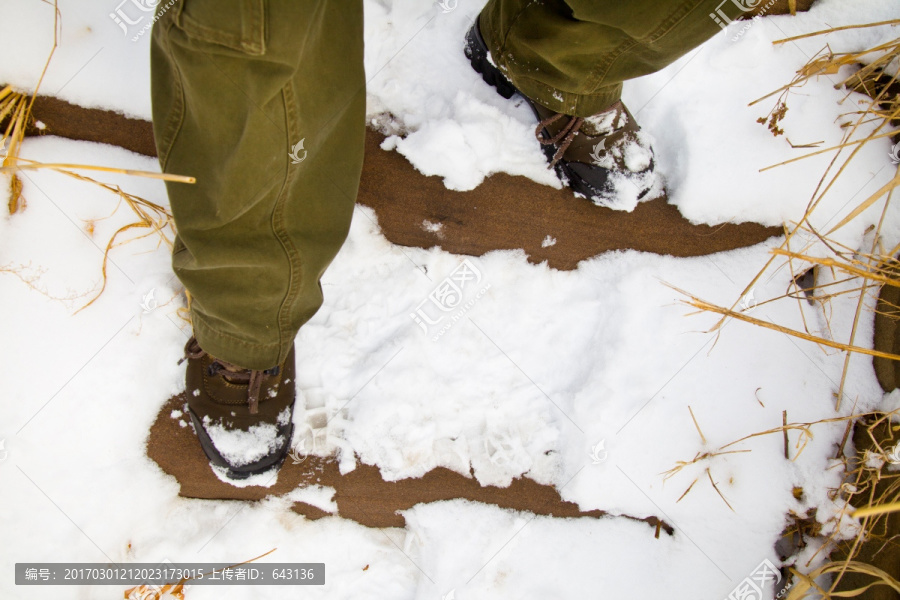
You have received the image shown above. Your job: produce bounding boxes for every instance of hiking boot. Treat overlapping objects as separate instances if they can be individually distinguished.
[180,337,296,480]
[464,20,660,209]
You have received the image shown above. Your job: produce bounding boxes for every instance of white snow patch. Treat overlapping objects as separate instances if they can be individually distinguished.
[624,134,654,172]
[422,219,444,237]
[211,465,279,488]
[202,415,285,468]
[285,485,339,515]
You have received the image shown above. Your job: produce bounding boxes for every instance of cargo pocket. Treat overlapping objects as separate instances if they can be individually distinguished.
[174,0,266,55]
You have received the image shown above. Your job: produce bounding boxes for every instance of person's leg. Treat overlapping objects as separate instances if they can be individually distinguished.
[479,0,743,117]
[151,0,365,371]
[151,0,364,478]
[469,0,747,207]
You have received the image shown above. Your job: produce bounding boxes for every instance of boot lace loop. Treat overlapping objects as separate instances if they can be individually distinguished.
[180,338,266,414]
[535,113,585,167]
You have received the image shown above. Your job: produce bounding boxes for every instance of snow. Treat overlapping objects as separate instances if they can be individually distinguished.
[285,486,339,515]
[421,220,445,238]
[201,407,289,468]
[1,0,899,599]
[623,133,654,173]
[210,465,279,489]
[583,109,624,136]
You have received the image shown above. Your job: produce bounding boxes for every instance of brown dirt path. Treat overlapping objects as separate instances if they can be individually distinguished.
[149,394,674,535]
[6,90,785,535]
[8,93,782,270]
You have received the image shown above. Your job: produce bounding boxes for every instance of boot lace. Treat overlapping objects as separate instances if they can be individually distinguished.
[535,113,585,167]
[181,337,279,415]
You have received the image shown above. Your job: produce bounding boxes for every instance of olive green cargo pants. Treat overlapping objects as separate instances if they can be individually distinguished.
[151,0,746,369]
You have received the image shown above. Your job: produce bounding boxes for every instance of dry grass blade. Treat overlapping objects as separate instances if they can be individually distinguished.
[688,405,707,445]
[57,169,176,312]
[684,39,900,600]
[125,582,185,600]
[783,410,790,459]
[667,409,900,590]
[706,468,735,512]
[671,285,900,362]
[852,501,900,519]
[773,19,900,45]
[827,173,900,235]
[0,262,93,307]
[661,449,752,481]
[1,3,192,310]
[676,477,699,503]
[786,562,900,599]
[766,250,900,289]
[0,161,195,183]
[758,131,899,171]
[668,413,872,484]
[2,90,29,214]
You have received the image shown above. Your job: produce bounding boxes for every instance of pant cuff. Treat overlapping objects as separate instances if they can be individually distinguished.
[191,310,290,370]
[479,13,623,118]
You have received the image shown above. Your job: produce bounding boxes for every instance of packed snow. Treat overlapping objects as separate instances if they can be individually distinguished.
[1,0,899,599]
[200,407,290,468]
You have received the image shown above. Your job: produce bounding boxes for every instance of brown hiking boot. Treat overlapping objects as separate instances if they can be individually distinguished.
[180,337,296,480]
[464,21,660,208]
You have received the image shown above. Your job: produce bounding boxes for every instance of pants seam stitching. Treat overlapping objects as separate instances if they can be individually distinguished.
[273,82,303,361]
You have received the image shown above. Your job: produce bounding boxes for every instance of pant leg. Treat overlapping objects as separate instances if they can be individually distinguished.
[151,0,365,369]
[479,0,750,117]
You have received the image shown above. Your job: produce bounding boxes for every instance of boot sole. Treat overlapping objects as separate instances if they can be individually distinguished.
[188,407,294,480]
[465,25,571,178]
[464,22,518,101]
